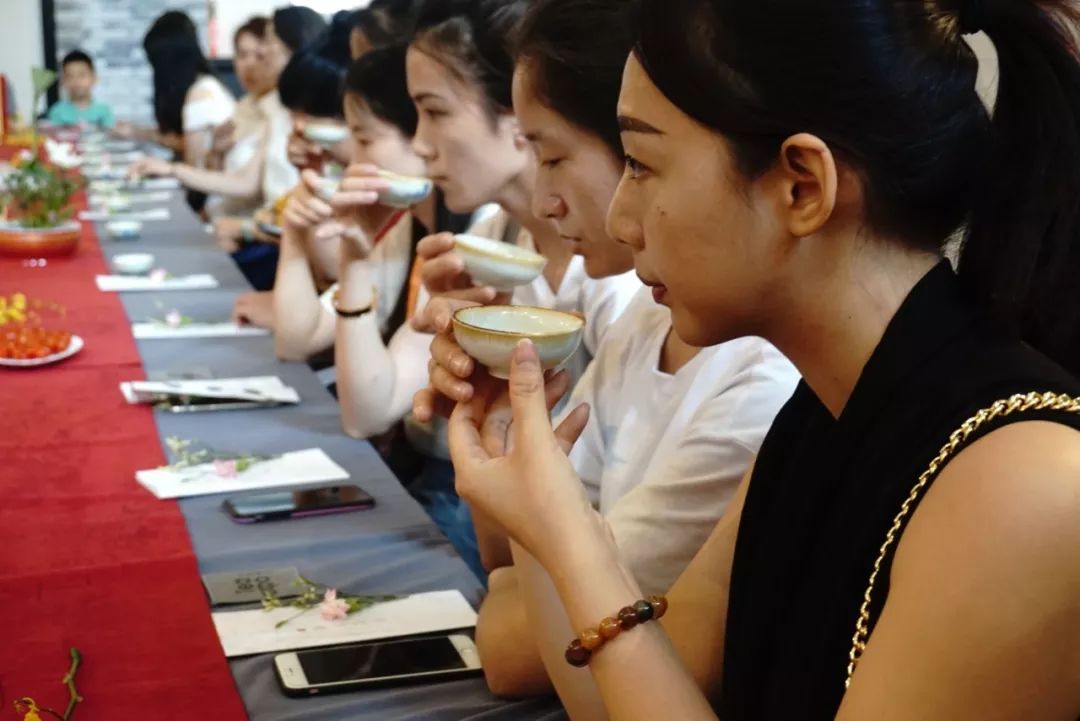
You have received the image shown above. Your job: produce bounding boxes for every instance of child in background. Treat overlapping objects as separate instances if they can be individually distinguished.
[47,50,114,128]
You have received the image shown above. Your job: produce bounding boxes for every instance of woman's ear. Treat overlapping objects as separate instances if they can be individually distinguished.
[499,113,526,151]
[777,133,837,237]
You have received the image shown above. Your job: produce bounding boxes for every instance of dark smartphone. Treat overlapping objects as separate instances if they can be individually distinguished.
[274,635,482,696]
[223,485,375,523]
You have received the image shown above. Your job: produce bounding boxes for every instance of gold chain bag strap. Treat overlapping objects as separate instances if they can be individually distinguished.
[845,390,1080,688]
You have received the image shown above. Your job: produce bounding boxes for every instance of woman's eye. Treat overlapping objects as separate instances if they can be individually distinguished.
[541,157,563,170]
[624,154,647,179]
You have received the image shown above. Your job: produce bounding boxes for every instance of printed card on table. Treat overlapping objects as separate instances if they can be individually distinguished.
[212,590,478,657]
[136,448,349,500]
[131,322,269,340]
[78,207,171,222]
[95,274,218,292]
[119,376,299,405]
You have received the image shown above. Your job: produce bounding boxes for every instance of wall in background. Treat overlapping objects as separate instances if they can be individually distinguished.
[0,1,45,121]
[52,0,208,127]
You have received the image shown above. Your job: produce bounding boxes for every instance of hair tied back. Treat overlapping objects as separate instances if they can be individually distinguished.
[957,0,989,34]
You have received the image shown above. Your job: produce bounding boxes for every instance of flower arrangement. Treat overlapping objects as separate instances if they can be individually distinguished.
[163,436,277,479]
[146,306,193,329]
[261,576,399,629]
[2,158,83,229]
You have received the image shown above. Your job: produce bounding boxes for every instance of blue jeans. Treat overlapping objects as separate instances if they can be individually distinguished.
[231,241,279,291]
[407,457,485,584]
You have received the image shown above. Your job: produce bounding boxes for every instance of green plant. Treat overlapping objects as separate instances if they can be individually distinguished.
[2,159,82,228]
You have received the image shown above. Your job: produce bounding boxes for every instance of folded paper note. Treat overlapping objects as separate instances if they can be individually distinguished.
[212,590,478,657]
[131,322,269,340]
[136,448,349,500]
[120,376,299,405]
[96,274,218,292]
[79,207,171,222]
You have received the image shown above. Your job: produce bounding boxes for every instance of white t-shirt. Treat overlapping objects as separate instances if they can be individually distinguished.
[212,93,264,218]
[224,93,264,171]
[182,76,236,133]
[258,90,299,204]
[562,287,800,594]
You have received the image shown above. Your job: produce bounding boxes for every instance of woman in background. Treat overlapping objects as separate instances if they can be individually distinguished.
[140,10,235,214]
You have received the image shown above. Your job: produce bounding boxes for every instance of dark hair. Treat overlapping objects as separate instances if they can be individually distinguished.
[61,49,95,72]
[143,11,213,134]
[143,10,197,51]
[234,16,269,47]
[353,0,426,48]
[344,44,418,136]
[636,0,1080,376]
[272,6,327,54]
[278,20,349,119]
[515,0,638,156]
[412,0,527,118]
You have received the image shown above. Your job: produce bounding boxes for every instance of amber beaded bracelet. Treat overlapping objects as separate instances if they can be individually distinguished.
[564,595,668,667]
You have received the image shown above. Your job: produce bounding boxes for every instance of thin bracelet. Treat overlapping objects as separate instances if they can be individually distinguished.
[565,595,668,667]
[332,288,378,319]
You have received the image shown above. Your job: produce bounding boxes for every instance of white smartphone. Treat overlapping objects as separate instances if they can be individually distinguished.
[274,634,483,696]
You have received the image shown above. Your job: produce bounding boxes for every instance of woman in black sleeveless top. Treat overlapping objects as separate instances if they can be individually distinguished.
[439,0,1080,719]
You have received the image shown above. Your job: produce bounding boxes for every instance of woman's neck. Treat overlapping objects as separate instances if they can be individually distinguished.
[494,164,575,293]
[413,191,437,234]
[659,326,701,375]
[763,242,940,418]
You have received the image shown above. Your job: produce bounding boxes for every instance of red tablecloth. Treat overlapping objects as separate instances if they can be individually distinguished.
[0,180,247,718]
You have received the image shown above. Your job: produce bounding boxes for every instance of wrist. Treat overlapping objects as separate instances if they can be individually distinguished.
[337,266,376,307]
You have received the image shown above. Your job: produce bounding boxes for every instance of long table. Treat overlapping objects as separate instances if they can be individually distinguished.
[94,190,567,719]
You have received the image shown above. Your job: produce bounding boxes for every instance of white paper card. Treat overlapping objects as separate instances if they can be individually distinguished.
[89,191,172,206]
[136,448,349,499]
[132,322,270,340]
[79,207,171,222]
[212,590,478,657]
[120,376,298,404]
[96,274,219,292]
[138,177,182,190]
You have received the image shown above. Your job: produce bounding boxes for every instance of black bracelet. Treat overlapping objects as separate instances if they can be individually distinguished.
[332,289,378,318]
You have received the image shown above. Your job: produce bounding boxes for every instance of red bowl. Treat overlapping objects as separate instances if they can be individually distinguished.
[0,222,80,257]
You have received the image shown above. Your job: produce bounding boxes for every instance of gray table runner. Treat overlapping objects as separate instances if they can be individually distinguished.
[98,190,565,720]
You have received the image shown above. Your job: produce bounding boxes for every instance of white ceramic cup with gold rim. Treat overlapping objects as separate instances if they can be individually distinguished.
[452,305,585,379]
[453,234,547,291]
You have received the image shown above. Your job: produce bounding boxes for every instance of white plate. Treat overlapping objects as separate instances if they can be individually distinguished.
[0,334,84,368]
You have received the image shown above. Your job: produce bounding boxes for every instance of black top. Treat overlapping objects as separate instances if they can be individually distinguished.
[720,263,1080,720]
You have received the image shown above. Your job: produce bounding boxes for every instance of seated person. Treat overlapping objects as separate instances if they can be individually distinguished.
[413,0,798,696]
[47,50,114,129]
[394,0,640,580]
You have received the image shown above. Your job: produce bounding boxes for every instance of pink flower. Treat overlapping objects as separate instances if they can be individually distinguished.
[213,459,238,478]
[149,268,168,282]
[319,589,349,621]
[164,309,183,328]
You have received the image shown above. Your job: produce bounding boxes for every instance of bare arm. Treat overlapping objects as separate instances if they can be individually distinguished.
[271,225,336,361]
[451,345,747,718]
[173,139,265,198]
[837,421,1080,721]
[334,245,430,439]
[475,567,556,698]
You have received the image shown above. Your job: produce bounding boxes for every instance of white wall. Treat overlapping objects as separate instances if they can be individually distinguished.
[0,0,45,121]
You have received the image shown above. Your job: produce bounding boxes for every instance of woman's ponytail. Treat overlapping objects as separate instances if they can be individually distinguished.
[957,0,1080,376]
